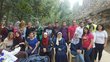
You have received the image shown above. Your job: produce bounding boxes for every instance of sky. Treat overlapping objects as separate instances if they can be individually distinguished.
[60,0,83,10]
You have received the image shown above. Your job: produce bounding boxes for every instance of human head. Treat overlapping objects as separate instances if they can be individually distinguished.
[83,27,90,35]
[87,19,92,25]
[29,32,34,39]
[55,21,59,27]
[96,24,105,31]
[8,22,13,28]
[57,32,62,38]
[19,20,26,28]
[7,32,14,39]
[89,25,95,32]
[43,32,48,38]
[27,22,32,28]
[72,20,77,26]
[15,32,21,37]
[79,22,84,28]
[48,22,52,28]
[62,21,67,27]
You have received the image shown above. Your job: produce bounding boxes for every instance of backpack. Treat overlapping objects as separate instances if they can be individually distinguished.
[26,54,50,62]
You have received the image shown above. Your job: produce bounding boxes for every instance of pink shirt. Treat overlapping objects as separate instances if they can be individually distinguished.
[68,25,78,40]
[82,33,94,48]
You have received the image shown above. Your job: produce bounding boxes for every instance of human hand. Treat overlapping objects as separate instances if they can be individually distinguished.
[77,50,81,54]
[43,48,47,53]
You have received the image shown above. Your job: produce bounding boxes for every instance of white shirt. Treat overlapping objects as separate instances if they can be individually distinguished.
[92,32,96,48]
[95,30,108,44]
[71,38,79,45]
[75,26,83,38]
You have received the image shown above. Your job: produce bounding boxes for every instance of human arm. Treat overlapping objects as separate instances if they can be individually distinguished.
[31,41,40,54]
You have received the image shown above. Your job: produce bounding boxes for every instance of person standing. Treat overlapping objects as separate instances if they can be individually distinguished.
[86,19,97,32]
[60,21,68,43]
[26,22,35,38]
[19,20,26,39]
[94,24,108,62]
[53,22,60,37]
[0,22,8,41]
[44,22,54,38]
[75,22,84,45]
[89,25,96,62]
[68,20,78,43]
[82,27,94,62]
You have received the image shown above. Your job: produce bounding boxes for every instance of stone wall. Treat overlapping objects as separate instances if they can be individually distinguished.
[72,0,110,39]
[73,0,110,20]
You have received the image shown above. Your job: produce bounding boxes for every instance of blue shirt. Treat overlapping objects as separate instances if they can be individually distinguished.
[26,38,38,49]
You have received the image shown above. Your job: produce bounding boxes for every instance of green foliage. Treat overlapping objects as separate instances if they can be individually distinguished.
[0,0,74,24]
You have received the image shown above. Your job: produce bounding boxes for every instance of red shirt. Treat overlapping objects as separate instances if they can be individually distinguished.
[68,25,78,40]
[82,33,94,48]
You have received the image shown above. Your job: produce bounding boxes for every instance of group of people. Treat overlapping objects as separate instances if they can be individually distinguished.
[0,19,108,62]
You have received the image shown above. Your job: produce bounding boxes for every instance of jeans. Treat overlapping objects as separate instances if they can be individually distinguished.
[90,48,95,62]
[94,43,104,61]
[84,48,92,62]
[71,51,85,62]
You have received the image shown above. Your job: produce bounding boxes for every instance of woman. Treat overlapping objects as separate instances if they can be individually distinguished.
[40,32,53,62]
[82,27,94,62]
[0,22,8,41]
[3,32,14,51]
[19,20,27,40]
[53,32,68,62]
[70,33,85,62]
[26,32,40,55]
[12,32,26,51]
[89,25,96,62]
[94,24,108,62]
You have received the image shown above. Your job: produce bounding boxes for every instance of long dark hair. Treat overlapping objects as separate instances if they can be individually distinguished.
[82,27,90,36]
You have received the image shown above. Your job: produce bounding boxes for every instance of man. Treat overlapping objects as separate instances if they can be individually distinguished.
[53,22,60,37]
[75,22,84,40]
[68,20,78,43]
[86,19,97,32]
[26,22,35,38]
[44,22,54,38]
[60,21,68,43]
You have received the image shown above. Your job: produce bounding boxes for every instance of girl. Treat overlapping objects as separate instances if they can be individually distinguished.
[82,27,94,62]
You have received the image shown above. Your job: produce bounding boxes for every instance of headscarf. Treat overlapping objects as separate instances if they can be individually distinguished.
[42,32,49,47]
[56,32,62,45]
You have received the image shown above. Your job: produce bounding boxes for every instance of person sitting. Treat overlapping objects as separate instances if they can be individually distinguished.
[53,32,68,62]
[70,33,85,62]
[40,32,53,62]
[3,32,14,51]
[12,32,26,51]
[26,32,40,55]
